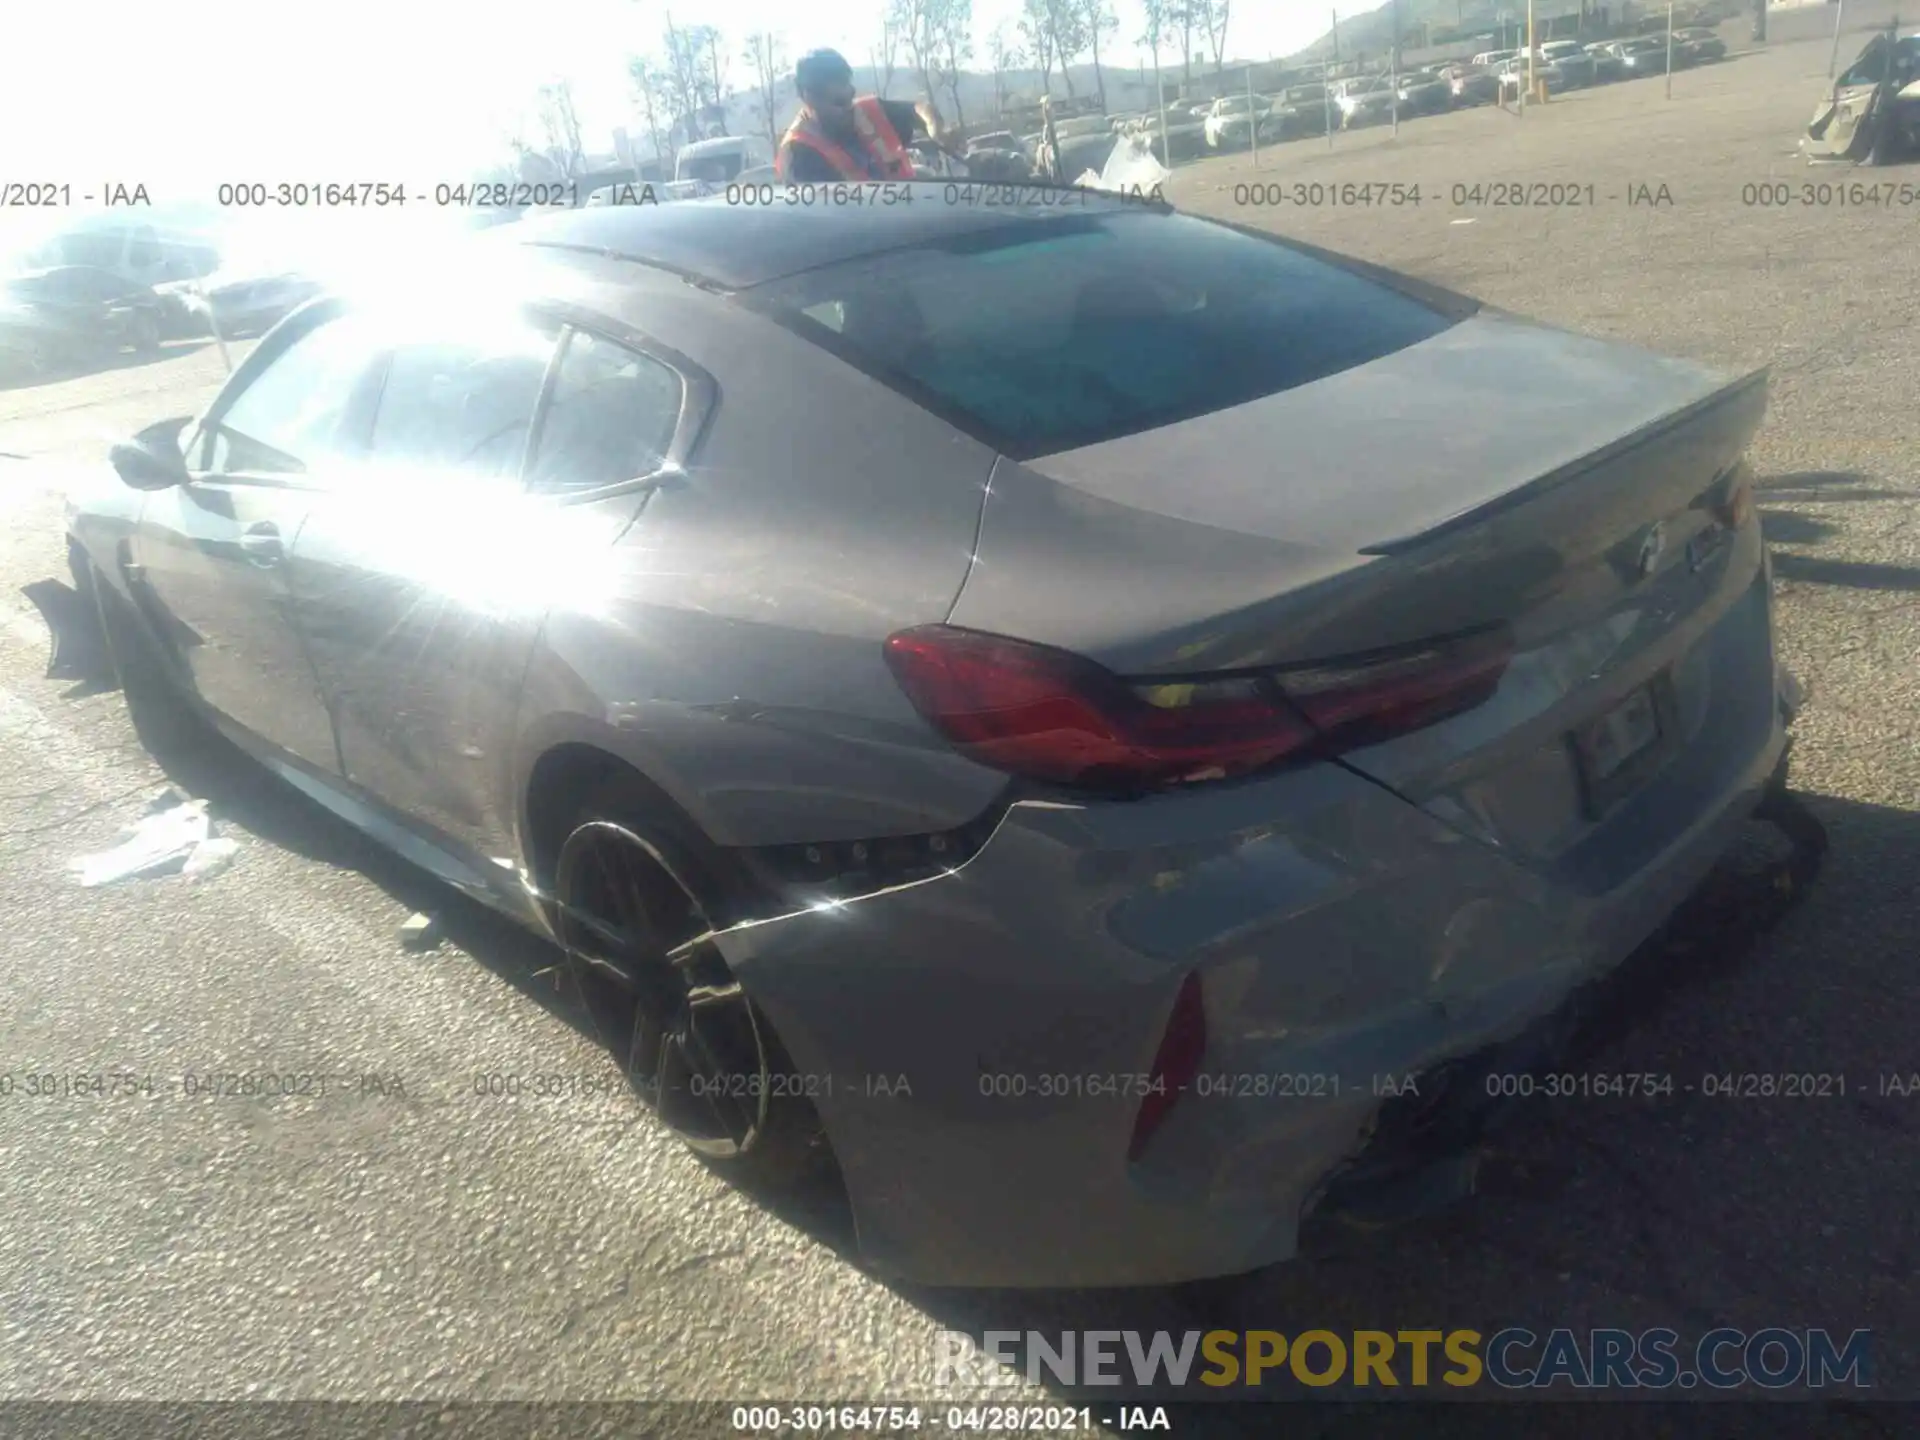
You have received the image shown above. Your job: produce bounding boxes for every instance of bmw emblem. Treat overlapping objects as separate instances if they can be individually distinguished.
[1636,522,1667,578]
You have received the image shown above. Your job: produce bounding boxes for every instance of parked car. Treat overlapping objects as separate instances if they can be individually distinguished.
[1497,54,1569,98]
[1537,40,1598,87]
[675,135,777,185]
[12,220,218,292]
[1674,27,1728,62]
[1470,48,1520,68]
[1334,76,1397,126]
[1585,41,1628,82]
[1607,36,1682,76]
[0,266,167,380]
[1204,94,1274,148]
[1396,68,1455,114]
[1451,65,1505,105]
[962,145,1034,180]
[174,262,327,339]
[1803,31,1920,165]
[61,187,1798,1288]
[1264,84,1335,137]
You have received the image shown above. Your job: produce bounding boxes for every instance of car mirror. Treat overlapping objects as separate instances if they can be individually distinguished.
[110,417,193,491]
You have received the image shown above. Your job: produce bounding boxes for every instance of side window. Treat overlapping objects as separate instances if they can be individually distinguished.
[64,232,125,270]
[366,324,557,483]
[205,315,387,477]
[527,328,684,493]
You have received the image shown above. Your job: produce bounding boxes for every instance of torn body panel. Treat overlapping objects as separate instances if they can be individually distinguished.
[713,569,1788,1287]
[1804,32,1920,162]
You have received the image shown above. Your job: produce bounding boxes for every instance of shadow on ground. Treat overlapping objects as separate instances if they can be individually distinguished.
[1760,470,1920,593]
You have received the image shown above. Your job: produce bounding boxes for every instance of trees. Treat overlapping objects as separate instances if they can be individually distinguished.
[535,81,586,179]
[936,0,974,127]
[1076,0,1119,110]
[891,0,970,123]
[987,24,1025,116]
[1019,0,1058,96]
[873,17,902,99]
[628,57,676,176]
[1173,0,1197,87]
[745,32,786,146]
[1196,0,1231,74]
[663,17,728,141]
[1037,0,1088,99]
[892,0,939,107]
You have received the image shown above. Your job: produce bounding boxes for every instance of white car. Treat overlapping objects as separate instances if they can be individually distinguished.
[1203,95,1274,148]
[1334,77,1397,127]
[1496,54,1568,98]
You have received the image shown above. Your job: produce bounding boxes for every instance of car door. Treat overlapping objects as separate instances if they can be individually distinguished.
[285,309,567,865]
[131,309,388,769]
[1805,33,1894,159]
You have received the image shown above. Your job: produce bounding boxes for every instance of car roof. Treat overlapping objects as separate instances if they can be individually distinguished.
[509,182,1158,290]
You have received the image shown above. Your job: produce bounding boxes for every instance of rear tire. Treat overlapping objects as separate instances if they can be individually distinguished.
[552,773,827,1190]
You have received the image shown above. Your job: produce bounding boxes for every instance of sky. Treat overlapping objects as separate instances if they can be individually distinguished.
[3,0,1336,208]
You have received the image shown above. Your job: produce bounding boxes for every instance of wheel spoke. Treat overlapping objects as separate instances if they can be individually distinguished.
[666,1015,760,1144]
[556,820,774,1155]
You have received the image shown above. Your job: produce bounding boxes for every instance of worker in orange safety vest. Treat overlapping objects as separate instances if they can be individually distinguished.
[777,49,944,183]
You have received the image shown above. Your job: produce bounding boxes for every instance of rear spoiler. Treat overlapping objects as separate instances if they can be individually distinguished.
[1359,367,1769,556]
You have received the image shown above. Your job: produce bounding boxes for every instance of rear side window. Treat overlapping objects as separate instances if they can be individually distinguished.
[368,324,557,481]
[756,211,1458,459]
[527,328,683,493]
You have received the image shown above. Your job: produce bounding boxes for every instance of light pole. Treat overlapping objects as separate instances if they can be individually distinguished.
[1665,0,1675,100]
[1390,0,1401,136]
[1527,0,1537,106]
[1247,64,1261,167]
[1328,8,1340,147]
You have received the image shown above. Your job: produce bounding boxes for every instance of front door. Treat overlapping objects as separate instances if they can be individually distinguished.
[288,311,563,863]
[131,309,388,770]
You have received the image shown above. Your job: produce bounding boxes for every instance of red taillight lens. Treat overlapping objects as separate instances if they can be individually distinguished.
[884,624,1513,790]
[1274,627,1515,752]
[1129,971,1207,1162]
[883,627,1314,788]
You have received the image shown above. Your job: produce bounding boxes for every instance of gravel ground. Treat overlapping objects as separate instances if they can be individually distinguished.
[2,21,1917,1435]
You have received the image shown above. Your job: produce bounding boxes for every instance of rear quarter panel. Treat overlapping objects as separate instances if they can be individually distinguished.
[514,262,1011,849]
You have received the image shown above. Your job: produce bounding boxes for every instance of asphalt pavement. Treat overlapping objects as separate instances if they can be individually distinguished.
[3,22,1918,1436]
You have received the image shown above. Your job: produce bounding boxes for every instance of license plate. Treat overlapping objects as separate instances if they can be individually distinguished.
[1574,684,1662,788]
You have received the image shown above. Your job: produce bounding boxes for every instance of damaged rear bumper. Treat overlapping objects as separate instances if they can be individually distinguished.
[716,633,1798,1286]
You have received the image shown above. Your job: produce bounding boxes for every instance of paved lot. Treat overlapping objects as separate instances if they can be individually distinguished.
[2,22,1916,1434]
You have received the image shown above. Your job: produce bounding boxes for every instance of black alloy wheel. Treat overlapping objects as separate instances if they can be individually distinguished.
[553,814,822,1185]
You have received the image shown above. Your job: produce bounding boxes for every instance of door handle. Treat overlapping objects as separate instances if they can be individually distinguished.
[239,522,284,567]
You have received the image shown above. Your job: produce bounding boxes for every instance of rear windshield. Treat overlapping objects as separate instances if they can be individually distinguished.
[753,211,1459,459]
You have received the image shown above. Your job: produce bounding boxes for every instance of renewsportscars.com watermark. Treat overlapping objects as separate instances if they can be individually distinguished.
[933,1328,1873,1392]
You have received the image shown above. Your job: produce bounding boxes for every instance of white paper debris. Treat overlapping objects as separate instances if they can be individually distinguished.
[1073,135,1173,195]
[181,836,240,882]
[68,798,237,887]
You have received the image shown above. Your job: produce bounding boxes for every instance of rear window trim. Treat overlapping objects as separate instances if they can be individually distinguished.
[735,209,1478,463]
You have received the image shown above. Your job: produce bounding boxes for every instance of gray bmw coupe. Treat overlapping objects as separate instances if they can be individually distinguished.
[63,187,1800,1287]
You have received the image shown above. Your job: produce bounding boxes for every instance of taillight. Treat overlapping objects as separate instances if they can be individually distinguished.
[1129,971,1207,1162]
[882,627,1314,788]
[883,624,1513,790]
